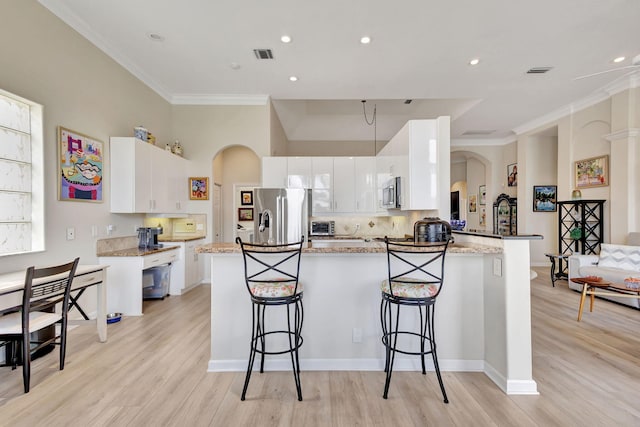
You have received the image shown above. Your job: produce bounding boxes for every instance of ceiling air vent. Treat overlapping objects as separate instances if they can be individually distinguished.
[527,67,553,74]
[404,99,413,104]
[462,130,495,136]
[253,49,274,59]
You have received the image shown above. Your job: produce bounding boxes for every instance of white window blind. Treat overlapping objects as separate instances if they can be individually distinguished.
[0,89,44,256]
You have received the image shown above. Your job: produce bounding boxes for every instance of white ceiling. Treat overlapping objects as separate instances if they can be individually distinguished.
[39,0,640,144]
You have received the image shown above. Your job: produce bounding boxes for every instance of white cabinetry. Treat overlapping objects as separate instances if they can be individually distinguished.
[287,157,312,189]
[376,118,449,211]
[332,157,356,213]
[261,156,377,215]
[311,157,333,213]
[261,157,288,187]
[355,157,376,213]
[169,238,205,295]
[110,137,188,213]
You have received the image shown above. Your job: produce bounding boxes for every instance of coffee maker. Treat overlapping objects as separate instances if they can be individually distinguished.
[137,226,163,249]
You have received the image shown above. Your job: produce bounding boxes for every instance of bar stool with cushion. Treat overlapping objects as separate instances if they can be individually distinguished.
[236,237,304,401]
[0,257,79,393]
[380,238,450,401]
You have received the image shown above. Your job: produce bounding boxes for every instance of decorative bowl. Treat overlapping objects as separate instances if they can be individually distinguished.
[624,277,640,289]
[450,220,466,231]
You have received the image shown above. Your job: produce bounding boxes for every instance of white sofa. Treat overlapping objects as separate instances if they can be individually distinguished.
[568,240,640,309]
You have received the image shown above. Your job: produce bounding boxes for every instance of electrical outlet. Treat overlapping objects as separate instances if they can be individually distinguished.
[352,328,363,343]
[66,227,75,240]
[91,225,98,237]
[493,258,502,277]
[106,224,115,236]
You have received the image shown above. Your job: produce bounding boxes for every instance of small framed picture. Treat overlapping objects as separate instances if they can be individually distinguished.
[575,155,608,188]
[479,206,486,225]
[479,185,486,205]
[241,190,253,206]
[507,163,517,187]
[533,185,557,212]
[189,177,209,200]
[238,208,254,221]
[468,194,477,213]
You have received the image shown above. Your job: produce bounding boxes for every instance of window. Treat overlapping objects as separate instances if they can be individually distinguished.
[0,89,44,256]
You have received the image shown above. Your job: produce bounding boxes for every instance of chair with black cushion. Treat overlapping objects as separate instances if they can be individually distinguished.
[236,237,304,401]
[380,237,450,401]
[0,257,79,393]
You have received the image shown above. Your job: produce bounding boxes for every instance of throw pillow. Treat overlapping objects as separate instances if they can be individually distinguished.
[598,243,640,272]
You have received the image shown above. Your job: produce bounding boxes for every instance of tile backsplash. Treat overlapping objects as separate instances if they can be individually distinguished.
[312,211,433,238]
[144,214,207,239]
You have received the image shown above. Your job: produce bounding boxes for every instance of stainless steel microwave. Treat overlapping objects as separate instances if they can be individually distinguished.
[382,177,401,209]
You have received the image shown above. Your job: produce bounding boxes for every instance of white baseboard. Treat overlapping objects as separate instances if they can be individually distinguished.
[484,361,539,395]
[208,358,484,373]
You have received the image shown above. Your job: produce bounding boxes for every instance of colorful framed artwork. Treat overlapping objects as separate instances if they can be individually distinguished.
[575,155,608,188]
[507,163,517,187]
[479,206,486,225]
[238,207,253,221]
[58,126,103,202]
[533,185,557,212]
[189,177,209,200]
[479,185,486,205]
[468,194,477,213]
[241,190,253,206]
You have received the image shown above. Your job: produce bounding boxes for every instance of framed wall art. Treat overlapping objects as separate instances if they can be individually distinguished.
[238,207,253,221]
[58,126,103,202]
[479,206,486,226]
[533,185,557,212]
[507,163,517,187]
[479,185,486,205]
[575,155,608,188]
[468,194,477,213]
[240,190,253,206]
[189,177,209,200]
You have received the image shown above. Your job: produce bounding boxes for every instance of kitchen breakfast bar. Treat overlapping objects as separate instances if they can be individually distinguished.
[197,232,541,395]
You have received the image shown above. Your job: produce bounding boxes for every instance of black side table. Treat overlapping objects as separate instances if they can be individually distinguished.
[544,253,570,287]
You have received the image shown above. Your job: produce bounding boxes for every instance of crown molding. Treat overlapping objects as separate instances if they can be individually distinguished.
[513,71,640,136]
[171,94,270,105]
[604,128,640,142]
[451,137,516,147]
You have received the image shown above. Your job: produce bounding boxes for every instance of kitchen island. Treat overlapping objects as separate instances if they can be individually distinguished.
[197,232,541,395]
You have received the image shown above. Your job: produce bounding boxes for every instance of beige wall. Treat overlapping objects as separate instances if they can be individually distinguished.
[287,140,387,156]
[269,101,289,156]
[0,1,172,276]
[465,158,486,231]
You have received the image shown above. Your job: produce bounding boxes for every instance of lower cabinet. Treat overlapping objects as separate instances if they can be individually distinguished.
[169,239,205,295]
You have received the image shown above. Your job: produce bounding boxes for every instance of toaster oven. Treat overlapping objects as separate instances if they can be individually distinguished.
[310,220,335,236]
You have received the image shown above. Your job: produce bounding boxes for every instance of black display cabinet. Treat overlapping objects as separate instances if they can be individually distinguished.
[493,193,517,236]
[557,199,605,256]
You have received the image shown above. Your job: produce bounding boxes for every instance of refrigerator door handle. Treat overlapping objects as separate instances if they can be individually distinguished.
[276,195,282,244]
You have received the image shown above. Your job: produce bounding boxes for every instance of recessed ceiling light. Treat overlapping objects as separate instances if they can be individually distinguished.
[289,76,298,82]
[360,36,371,44]
[613,56,626,63]
[469,58,480,65]
[230,62,241,70]
[281,35,292,43]
[147,33,165,42]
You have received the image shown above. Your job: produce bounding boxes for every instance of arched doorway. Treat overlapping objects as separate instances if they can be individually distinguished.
[212,145,261,242]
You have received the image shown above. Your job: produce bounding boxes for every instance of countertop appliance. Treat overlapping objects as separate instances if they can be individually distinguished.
[310,220,335,236]
[253,188,310,245]
[382,177,401,209]
[414,218,452,243]
[137,226,163,249]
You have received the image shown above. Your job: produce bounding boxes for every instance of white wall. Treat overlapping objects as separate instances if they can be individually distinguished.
[287,140,386,156]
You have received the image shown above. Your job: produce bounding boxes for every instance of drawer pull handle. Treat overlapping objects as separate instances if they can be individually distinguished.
[85,276,96,282]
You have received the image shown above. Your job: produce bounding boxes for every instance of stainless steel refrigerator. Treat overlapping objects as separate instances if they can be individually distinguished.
[253,188,311,245]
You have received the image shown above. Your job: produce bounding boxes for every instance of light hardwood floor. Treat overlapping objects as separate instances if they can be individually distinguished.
[1,267,639,426]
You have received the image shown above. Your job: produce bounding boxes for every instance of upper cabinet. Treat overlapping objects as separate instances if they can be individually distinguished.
[376,118,449,211]
[110,137,188,214]
[261,156,377,215]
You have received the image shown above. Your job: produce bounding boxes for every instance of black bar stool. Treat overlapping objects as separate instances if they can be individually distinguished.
[236,237,305,401]
[380,237,450,402]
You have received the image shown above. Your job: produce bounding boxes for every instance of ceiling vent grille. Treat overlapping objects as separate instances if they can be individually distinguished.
[527,67,553,74]
[462,130,496,136]
[254,49,274,59]
[404,99,413,104]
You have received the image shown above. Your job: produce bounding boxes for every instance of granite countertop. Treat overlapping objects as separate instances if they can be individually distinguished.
[97,245,179,257]
[196,241,501,254]
[158,236,206,243]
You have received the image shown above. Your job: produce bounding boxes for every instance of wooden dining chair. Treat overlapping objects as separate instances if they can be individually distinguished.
[0,258,79,393]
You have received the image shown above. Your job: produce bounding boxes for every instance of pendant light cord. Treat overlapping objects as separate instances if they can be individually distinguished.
[362,100,377,155]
